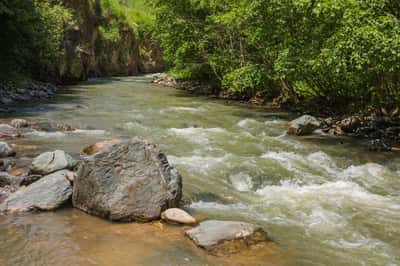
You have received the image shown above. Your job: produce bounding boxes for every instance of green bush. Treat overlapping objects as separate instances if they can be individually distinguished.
[152,0,400,107]
[0,0,71,80]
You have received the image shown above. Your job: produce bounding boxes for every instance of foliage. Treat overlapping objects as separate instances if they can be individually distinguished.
[152,0,400,106]
[0,0,72,80]
[0,0,154,80]
[98,0,154,42]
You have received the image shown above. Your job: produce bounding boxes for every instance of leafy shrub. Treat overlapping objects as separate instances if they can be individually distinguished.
[152,0,400,107]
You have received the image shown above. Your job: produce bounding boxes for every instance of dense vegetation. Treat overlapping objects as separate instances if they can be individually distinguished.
[0,0,72,80]
[2,0,399,109]
[152,0,400,108]
[0,0,151,81]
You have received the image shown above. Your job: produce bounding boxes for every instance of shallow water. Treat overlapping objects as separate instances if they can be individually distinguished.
[1,76,399,266]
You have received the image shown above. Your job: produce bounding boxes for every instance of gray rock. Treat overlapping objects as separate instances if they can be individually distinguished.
[31,150,77,175]
[10,119,29,128]
[288,115,321,136]
[339,116,362,133]
[368,139,392,152]
[186,220,269,254]
[0,172,13,187]
[0,124,20,138]
[0,170,72,213]
[0,142,15,158]
[73,138,182,222]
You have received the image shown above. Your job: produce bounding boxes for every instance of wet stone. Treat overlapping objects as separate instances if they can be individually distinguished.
[186,220,269,255]
[0,170,72,213]
[31,150,77,175]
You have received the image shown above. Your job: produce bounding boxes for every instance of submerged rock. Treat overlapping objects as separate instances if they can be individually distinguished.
[288,115,321,136]
[30,122,77,132]
[31,150,77,175]
[73,138,182,222]
[186,220,269,255]
[0,170,72,213]
[0,124,20,138]
[161,208,197,225]
[83,139,121,155]
[0,142,16,158]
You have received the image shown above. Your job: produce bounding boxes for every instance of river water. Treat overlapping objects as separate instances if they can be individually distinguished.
[0,77,399,266]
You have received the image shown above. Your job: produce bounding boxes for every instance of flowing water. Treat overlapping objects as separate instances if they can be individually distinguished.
[1,76,399,266]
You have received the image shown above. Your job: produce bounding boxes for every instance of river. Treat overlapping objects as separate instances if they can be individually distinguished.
[1,76,399,266]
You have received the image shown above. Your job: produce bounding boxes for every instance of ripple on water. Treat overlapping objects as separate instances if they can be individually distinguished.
[168,127,228,145]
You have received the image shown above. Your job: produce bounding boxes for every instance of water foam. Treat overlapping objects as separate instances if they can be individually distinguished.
[25,130,66,138]
[169,127,227,145]
[229,172,254,192]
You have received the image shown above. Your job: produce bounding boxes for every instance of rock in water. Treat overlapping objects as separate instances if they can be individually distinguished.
[0,124,20,138]
[0,142,16,158]
[83,139,121,155]
[0,170,72,213]
[31,150,77,175]
[10,119,29,128]
[186,220,269,255]
[288,115,321,136]
[161,208,197,225]
[73,138,182,222]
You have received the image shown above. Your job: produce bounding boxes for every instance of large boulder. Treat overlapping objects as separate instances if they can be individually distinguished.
[0,170,72,213]
[0,124,20,138]
[186,220,269,255]
[31,150,77,175]
[73,138,182,222]
[0,142,15,158]
[288,115,321,136]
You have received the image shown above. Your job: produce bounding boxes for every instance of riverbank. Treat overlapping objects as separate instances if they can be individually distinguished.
[0,80,58,112]
[153,74,400,152]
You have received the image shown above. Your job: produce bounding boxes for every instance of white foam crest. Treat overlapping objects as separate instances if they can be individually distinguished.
[169,127,227,145]
[168,106,202,113]
[255,180,400,237]
[229,172,254,192]
[261,151,338,180]
[264,119,287,125]
[71,129,108,135]
[25,130,66,138]
[256,180,400,213]
[306,151,339,175]
[168,154,232,174]
[340,163,399,193]
[237,118,260,128]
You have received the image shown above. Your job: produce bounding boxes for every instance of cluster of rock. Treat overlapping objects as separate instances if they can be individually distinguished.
[0,134,271,255]
[0,81,58,109]
[0,119,78,138]
[152,73,177,87]
[288,114,400,151]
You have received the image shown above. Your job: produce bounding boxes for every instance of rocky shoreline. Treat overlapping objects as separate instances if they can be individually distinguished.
[153,74,400,152]
[0,118,275,259]
[0,80,59,112]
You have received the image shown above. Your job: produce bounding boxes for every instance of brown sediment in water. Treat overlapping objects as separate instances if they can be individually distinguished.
[0,209,285,266]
